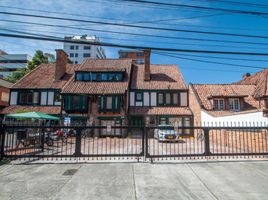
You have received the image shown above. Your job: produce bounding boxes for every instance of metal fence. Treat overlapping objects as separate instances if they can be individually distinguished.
[0,124,267,162]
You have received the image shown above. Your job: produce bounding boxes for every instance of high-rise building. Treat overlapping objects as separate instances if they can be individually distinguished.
[0,51,32,78]
[63,35,106,64]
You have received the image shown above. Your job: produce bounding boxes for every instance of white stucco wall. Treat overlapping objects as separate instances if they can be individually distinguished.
[201,110,268,127]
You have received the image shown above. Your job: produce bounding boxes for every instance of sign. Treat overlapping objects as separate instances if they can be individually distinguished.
[107,125,112,133]
[64,117,71,126]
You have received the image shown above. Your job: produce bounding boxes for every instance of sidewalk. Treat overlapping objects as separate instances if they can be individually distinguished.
[0,161,268,200]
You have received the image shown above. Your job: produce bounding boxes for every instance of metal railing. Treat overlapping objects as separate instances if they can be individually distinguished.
[0,124,267,162]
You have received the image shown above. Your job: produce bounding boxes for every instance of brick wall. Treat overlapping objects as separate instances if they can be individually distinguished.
[54,50,67,81]
[189,84,202,125]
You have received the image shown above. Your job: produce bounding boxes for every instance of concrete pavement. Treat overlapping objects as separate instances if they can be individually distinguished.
[0,161,268,200]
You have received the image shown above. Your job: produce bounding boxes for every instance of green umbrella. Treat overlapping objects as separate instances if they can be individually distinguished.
[5,112,60,120]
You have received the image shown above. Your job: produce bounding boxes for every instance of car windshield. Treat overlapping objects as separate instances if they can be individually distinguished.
[158,125,174,130]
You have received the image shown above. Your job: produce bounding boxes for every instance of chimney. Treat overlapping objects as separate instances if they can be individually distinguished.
[243,73,251,79]
[54,49,68,81]
[144,49,151,81]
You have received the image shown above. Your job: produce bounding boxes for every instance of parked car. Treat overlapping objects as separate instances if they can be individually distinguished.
[154,125,180,142]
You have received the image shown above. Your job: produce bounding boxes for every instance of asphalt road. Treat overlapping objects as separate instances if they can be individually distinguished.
[0,161,268,200]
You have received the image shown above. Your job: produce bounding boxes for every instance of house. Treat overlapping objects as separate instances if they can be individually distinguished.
[235,70,268,116]
[60,58,133,129]
[189,83,268,126]
[1,49,193,135]
[0,78,13,109]
[1,50,78,116]
[64,35,106,64]
[128,50,193,135]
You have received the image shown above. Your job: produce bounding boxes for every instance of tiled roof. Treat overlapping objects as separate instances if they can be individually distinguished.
[12,64,80,89]
[62,59,132,94]
[131,64,187,90]
[0,79,13,88]
[129,107,192,115]
[1,106,61,114]
[191,84,258,110]
[236,69,268,98]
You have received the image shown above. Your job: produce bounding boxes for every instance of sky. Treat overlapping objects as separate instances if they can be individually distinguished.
[1,0,268,84]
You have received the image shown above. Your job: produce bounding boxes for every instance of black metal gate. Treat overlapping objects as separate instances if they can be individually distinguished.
[0,124,268,162]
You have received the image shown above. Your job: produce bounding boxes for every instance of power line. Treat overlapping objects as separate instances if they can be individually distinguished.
[109,0,268,15]
[188,0,268,9]
[3,19,268,47]
[3,5,254,33]
[2,11,268,39]
[2,26,268,66]
[3,26,268,51]
[154,51,268,62]
[0,5,226,25]
[1,32,268,57]
[153,52,265,69]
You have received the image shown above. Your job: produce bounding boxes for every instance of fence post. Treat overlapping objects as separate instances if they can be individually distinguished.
[41,127,45,152]
[74,127,82,157]
[203,128,211,156]
[0,124,6,161]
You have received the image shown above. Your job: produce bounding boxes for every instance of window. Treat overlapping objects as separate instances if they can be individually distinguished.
[84,46,91,50]
[157,92,179,106]
[106,97,113,109]
[75,61,78,64]
[76,73,83,81]
[75,46,79,50]
[33,92,39,104]
[101,73,108,81]
[72,96,80,110]
[136,52,144,57]
[75,72,124,82]
[99,96,120,112]
[158,93,164,105]
[84,73,90,81]
[135,92,143,101]
[70,45,74,50]
[229,98,240,111]
[120,52,128,58]
[75,53,78,57]
[166,93,171,105]
[70,53,74,57]
[135,59,144,64]
[213,99,225,111]
[96,73,102,81]
[64,95,88,112]
[173,93,179,105]
[19,92,33,105]
[83,53,91,57]
[54,92,61,105]
[108,73,123,81]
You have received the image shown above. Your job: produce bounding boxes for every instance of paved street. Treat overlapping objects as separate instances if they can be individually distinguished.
[0,161,268,200]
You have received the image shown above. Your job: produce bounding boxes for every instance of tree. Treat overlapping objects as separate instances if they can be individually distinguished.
[4,50,54,83]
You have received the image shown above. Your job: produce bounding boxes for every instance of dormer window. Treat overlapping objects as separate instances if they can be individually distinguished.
[213,99,224,111]
[75,72,124,82]
[229,98,240,111]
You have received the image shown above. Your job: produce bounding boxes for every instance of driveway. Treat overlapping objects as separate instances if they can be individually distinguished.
[0,161,268,200]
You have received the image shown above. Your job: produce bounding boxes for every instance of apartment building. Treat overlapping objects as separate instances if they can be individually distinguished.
[64,35,106,64]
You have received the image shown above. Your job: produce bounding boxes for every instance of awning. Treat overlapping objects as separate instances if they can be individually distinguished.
[5,111,60,120]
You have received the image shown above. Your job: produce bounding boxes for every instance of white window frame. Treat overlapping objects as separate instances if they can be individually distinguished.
[213,98,225,111]
[229,98,240,111]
